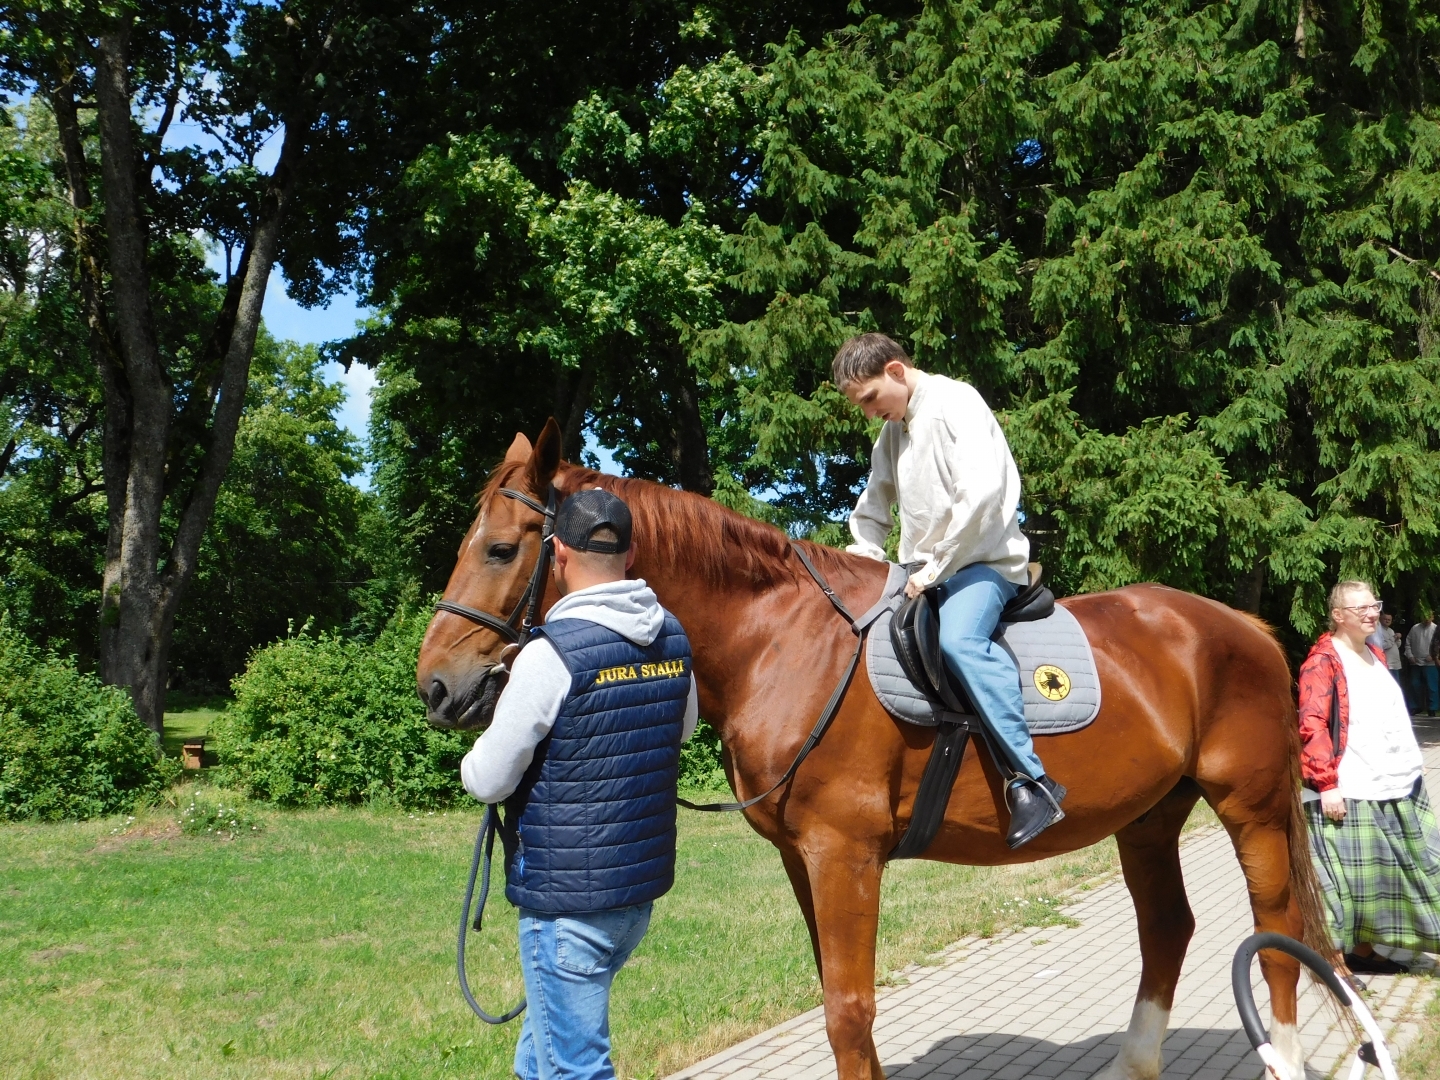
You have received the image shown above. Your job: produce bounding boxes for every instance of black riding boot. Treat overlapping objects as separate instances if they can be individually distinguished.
[1005,775,1067,849]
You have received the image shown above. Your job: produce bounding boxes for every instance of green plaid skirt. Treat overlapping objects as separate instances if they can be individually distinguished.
[1306,779,1440,952]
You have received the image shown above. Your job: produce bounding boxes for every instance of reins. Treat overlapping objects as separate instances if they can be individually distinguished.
[435,484,556,1027]
[677,542,877,812]
[456,805,526,1024]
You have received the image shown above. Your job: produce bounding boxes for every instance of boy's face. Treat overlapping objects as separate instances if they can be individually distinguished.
[843,359,912,422]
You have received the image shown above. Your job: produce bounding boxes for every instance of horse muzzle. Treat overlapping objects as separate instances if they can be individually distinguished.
[424,664,508,731]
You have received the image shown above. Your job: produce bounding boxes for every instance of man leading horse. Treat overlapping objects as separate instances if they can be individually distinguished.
[835,332,1065,848]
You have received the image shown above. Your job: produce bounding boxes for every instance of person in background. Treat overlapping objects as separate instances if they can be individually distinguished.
[460,489,698,1080]
[1298,580,1440,975]
[1405,610,1438,717]
[1372,612,1404,692]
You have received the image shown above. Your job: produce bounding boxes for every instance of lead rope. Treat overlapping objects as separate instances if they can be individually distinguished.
[678,542,869,813]
[453,487,557,1027]
[458,805,527,1023]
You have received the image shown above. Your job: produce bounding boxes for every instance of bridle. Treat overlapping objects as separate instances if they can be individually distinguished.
[434,486,558,647]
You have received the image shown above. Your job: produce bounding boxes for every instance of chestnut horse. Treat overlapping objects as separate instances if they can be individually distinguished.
[417,420,1332,1080]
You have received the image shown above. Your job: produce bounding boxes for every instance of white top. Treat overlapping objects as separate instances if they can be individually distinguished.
[459,578,697,804]
[846,371,1030,589]
[1406,621,1436,666]
[1304,642,1424,802]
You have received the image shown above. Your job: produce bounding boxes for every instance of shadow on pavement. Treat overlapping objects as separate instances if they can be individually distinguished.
[885,1026,1331,1080]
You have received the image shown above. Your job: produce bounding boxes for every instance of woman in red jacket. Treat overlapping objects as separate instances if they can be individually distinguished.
[1298,580,1440,974]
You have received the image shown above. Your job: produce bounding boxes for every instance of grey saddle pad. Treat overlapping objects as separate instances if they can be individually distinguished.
[864,571,1101,735]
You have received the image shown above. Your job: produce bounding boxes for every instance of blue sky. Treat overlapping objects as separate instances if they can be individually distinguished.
[172,114,378,478]
[257,272,376,448]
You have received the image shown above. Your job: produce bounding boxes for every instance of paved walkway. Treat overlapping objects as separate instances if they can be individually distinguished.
[670,721,1440,1080]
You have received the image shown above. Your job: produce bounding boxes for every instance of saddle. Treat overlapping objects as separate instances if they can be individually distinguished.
[890,563,1055,715]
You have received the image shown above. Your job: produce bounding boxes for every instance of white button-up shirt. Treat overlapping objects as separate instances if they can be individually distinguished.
[846,371,1030,589]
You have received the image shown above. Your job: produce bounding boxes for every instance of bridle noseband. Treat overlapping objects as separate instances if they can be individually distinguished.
[434,486,558,646]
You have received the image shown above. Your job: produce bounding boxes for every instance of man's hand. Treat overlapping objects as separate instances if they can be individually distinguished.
[1320,788,1346,822]
[904,578,925,599]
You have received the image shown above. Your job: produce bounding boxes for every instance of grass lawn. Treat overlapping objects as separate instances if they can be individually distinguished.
[2,707,1228,1078]
[0,782,1149,1080]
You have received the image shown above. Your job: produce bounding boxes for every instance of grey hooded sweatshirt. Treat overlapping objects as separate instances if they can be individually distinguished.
[459,578,698,804]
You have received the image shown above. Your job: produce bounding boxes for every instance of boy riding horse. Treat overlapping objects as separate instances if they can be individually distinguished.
[835,333,1066,848]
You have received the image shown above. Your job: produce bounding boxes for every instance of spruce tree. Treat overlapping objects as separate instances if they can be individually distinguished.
[692,0,1440,636]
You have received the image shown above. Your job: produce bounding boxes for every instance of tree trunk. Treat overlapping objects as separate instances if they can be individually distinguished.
[46,29,314,733]
[554,356,597,462]
[667,348,712,495]
[94,29,173,732]
[1234,559,1267,615]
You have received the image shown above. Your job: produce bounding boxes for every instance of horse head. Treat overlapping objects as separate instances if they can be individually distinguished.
[416,418,562,729]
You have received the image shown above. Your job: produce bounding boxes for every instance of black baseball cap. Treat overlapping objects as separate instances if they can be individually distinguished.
[553,489,633,553]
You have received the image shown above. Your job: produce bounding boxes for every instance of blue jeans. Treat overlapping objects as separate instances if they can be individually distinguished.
[1413,665,1440,714]
[514,903,652,1080]
[936,564,1045,781]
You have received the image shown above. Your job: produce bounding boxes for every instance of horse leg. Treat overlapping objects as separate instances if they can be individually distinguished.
[802,837,887,1079]
[780,845,823,983]
[1211,800,1308,1080]
[1098,780,1202,1080]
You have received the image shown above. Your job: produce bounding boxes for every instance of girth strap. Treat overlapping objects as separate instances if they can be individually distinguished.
[679,542,871,814]
[888,719,971,860]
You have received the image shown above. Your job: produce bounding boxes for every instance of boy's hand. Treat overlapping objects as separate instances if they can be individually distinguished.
[904,579,925,599]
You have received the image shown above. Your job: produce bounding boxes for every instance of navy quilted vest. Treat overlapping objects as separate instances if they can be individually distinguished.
[503,613,691,913]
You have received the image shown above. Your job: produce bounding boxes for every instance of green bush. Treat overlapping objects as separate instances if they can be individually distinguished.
[678,718,727,792]
[216,612,469,807]
[0,616,179,821]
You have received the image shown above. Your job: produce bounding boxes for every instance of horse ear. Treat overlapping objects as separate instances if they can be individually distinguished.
[504,432,533,465]
[529,417,562,491]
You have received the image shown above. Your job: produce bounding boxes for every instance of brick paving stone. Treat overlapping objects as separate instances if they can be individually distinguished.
[666,723,1440,1080]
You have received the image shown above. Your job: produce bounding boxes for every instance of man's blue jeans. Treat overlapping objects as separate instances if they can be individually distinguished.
[1413,665,1440,714]
[514,903,652,1080]
[936,563,1045,781]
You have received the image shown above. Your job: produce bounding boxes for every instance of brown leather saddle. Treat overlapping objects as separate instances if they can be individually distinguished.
[890,562,1055,716]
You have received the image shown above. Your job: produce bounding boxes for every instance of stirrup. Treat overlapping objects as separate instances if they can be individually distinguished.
[1004,775,1067,850]
[1003,774,1066,813]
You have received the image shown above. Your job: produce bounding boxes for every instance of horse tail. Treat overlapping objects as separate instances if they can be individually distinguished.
[1283,701,1337,964]
[1236,609,1336,963]
[1286,782,1336,961]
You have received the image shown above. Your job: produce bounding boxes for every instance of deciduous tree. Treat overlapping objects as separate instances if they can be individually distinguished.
[0,0,438,728]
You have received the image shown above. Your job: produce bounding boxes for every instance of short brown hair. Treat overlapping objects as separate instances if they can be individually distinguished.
[832,333,912,389]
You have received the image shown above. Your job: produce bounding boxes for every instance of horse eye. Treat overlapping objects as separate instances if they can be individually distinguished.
[487,543,518,563]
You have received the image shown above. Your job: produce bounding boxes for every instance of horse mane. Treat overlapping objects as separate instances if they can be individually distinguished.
[477,458,865,592]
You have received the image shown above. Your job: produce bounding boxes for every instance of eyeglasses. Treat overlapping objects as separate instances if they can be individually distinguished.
[1337,602,1383,615]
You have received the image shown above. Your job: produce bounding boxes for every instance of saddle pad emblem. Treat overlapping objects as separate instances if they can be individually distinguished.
[1033,664,1071,701]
